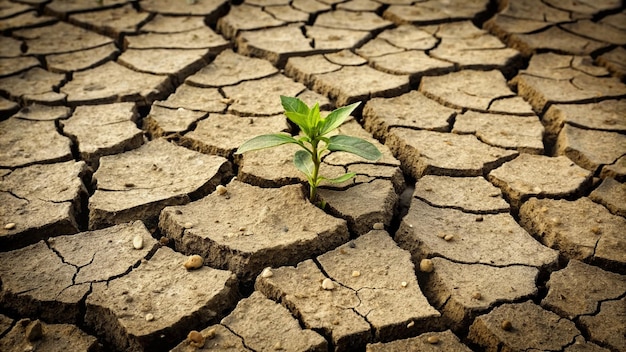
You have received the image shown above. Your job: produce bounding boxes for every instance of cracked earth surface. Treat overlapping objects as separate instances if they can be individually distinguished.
[0,0,625,351]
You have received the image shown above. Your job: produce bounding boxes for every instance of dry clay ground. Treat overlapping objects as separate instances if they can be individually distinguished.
[0,0,625,351]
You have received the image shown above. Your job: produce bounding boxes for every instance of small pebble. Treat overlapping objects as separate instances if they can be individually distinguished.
[206,327,216,339]
[124,182,135,188]
[216,185,228,195]
[590,226,601,235]
[475,216,483,222]
[372,222,384,230]
[444,234,454,241]
[472,292,482,300]
[183,222,194,229]
[501,319,512,331]
[348,241,356,248]
[352,271,361,277]
[420,259,434,273]
[239,227,246,231]
[427,335,439,344]
[184,255,203,270]
[437,232,446,238]
[273,341,283,350]
[406,321,414,328]
[132,235,143,250]
[340,248,347,255]
[261,267,274,278]
[188,330,205,348]
[145,313,155,322]
[159,237,170,245]
[401,281,408,287]
[322,278,335,290]
[4,222,16,230]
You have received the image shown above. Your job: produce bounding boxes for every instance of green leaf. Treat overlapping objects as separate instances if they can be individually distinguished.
[235,134,298,154]
[308,102,321,136]
[322,172,356,184]
[293,149,315,178]
[281,96,313,136]
[285,111,311,134]
[319,101,360,136]
[327,135,382,161]
[281,96,309,115]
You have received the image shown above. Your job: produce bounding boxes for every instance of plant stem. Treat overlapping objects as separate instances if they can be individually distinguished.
[309,140,321,202]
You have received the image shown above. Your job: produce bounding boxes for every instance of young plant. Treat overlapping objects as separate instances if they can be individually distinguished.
[235,96,382,206]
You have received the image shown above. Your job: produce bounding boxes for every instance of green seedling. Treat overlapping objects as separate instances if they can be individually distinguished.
[235,96,382,206]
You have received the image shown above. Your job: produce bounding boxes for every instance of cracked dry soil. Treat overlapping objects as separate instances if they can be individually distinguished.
[1,0,626,351]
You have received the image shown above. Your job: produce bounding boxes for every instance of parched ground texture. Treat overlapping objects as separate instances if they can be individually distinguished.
[0,0,625,351]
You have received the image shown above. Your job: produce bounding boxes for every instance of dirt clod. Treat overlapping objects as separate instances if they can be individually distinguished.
[187,330,205,348]
[321,278,335,290]
[132,235,143,250]
[501,319,512,331]
[183,254,203,270]
[216,184,228,195]
[261,267,274,278]
[420,259,434,273]
[427,335,439,344]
